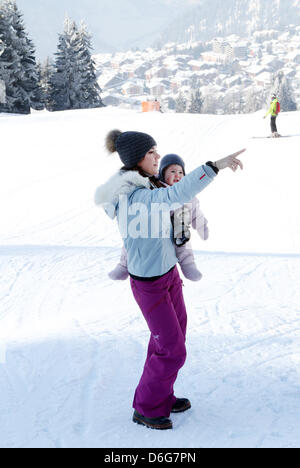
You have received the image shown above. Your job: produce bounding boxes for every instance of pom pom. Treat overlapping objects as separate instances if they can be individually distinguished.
[105,129,122,153]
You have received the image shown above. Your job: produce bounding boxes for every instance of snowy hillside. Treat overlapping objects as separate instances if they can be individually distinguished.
[159,0,300,44]
[0,107,299,448]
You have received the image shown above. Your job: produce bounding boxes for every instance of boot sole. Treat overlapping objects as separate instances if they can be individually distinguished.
[171,401,191,413]
[132,414,173,430]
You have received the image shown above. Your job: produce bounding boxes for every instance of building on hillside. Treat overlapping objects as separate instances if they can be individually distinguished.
[285,51,300,65]
[147,81,166,96]
[260,55,285,70]
[102,94,122,106]
[224,75,241,89]
[212,39,224,54]
[200,51,226,64]
[283,67,296,78]
[246,65,270,79]
[187,60,203,71]
[254,71,272,87]
[225,42,248,61]
[121,81,144,96]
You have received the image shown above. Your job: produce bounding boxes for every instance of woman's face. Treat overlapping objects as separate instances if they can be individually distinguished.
[138,147,161,176]
[164,164,184,186]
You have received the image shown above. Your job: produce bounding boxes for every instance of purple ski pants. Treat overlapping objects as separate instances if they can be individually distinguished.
[130,266,187,418]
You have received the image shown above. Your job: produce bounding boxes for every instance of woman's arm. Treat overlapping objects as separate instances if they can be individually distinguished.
[131,150,245,209]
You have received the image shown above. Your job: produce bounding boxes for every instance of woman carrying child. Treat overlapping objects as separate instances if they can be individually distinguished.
[95,129,244,430]
[109,153,209,282]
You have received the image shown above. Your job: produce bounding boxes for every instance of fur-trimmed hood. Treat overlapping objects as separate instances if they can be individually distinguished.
[94,170,151,219]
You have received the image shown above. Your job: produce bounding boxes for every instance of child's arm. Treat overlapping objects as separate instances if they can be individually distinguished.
[191,198,209,240]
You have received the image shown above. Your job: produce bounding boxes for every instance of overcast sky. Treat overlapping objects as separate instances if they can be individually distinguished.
[16,0,197,59]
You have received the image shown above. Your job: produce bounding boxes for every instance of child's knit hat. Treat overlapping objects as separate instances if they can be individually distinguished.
[159,154,185,182]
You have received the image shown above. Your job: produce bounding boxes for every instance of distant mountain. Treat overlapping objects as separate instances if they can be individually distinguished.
[15,0,192,59]
[157,0,300,45]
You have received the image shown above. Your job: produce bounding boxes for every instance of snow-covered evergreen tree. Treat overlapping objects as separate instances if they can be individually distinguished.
[37,57,54,109]
[270,72,297,112]
[175,92,187,113]
[0,0,29,113]
[202,94,218,114]
[188,89,203,114]
[244,86,264,113]
[48,19,81,111]
[0,0,43,113]
[48,18,104,111]
[77,22,104,109]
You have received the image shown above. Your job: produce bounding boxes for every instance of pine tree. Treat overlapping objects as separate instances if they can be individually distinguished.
[202,94,218,114]
[9,0,43,110]
[188,89,203,114]
[270,72,297,112]
[0,1,29,113]
[175,92,187,113]
[245,86,264,113]
[48,18,104,111]
[48,19,80,111]
[37,57,54,108]
[77,22,104,109]
[0,0,43,113]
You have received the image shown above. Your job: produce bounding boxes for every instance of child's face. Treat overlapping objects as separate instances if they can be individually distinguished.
[164,164,184,185]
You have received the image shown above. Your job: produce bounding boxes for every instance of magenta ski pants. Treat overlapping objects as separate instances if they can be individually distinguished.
[130,266,187,418]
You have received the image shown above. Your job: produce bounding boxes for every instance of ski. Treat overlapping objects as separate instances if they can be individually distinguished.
[252,135,292,139]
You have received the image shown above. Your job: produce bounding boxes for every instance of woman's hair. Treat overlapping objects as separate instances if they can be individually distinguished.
[121,166,164,189]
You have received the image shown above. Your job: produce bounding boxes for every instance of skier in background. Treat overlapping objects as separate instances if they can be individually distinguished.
[263,94,280,137]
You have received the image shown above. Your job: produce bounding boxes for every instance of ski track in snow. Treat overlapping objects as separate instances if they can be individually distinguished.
[0,108,300,448]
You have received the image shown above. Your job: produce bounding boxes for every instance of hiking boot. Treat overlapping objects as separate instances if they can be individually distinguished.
[132,410,173,430]
[171,398,191,413]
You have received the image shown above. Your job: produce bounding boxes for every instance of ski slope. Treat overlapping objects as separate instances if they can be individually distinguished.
[0,107,299,448]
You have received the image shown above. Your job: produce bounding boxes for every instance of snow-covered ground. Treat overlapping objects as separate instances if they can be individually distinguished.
[0,107,299,448]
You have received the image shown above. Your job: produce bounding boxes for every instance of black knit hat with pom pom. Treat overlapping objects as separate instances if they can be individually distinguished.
[105,129,157,169]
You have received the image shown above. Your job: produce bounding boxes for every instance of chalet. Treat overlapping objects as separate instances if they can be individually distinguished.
[187,60,203,71]
[121,81,144,96]
[154,66,172,79]
[260,55,284,70]
[283,67,296,78]
[120,65,136,80]
[102,94,122,106]
[255,71,272,87]
[172,71,191,88]
[111,60,120,70]
[134,62,151,78]
[246,65,269,79]
[98,73,125,90]
[147,81,166,96]
[285,51,300,65]
[200,52,226,64]
[224,75,241,88]
[145,68,153,82]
